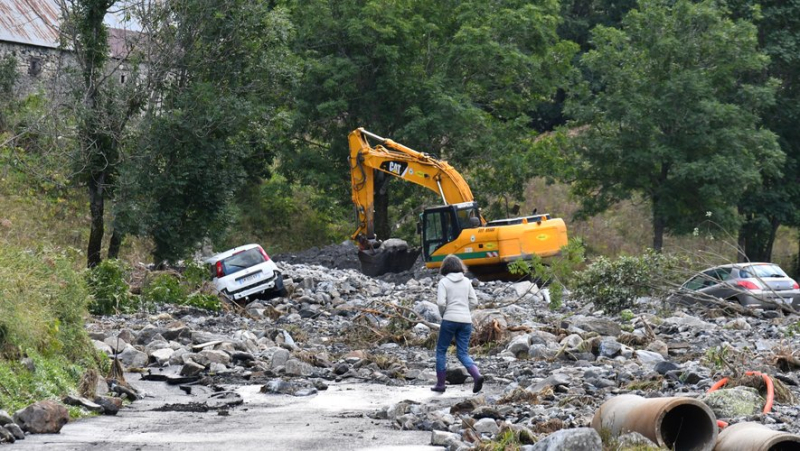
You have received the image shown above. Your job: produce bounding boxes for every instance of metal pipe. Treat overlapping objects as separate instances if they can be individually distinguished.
[591,395,717,451]
[714,422,800,451]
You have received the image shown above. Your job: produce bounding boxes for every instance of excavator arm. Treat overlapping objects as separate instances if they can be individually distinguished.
[349,128,482,247]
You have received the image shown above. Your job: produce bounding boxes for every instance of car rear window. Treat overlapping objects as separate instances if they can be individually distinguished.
[739,264,787,279]
[221,248,265,276]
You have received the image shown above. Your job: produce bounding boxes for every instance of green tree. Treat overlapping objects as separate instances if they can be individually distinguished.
[281,0,576,241]
[564,0,782,251]
[116,0,298,262]
[724,1,800,263]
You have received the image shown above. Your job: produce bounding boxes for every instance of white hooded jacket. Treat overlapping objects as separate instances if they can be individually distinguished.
[437,272,478,324]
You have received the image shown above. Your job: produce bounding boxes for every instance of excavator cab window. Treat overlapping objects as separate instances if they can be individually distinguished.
[421,206,460,261]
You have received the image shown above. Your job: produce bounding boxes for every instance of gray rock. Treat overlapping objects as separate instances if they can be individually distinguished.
[118,345,148,368]
[13,400,69,434]
[180,361,205,376]
[618,431,658,448]
[473,418,500,434]
[284,359,313,377]
[92,340,113,355]
[531,427,602,451]
[0,425,14,443]
[414,301,442,323]
[63,395,104,414]
[654,361,679,375]
[431,430,460,446]
[271,348,291,368]
[93,396,122,415]
[530,373,571,393]
[635,350,665,366]
[198,349,231,366]
[0,410,12,426]
[508,335,531,356]
[104,336,128,353]
[699,387,764,419]
[4,423,24,440]
[572,316,621,337]
[136,325,167,345]
[598,338,622,357]
[150,348,174,366]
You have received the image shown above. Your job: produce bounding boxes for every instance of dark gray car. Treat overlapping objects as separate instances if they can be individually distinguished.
[672,263,800,309]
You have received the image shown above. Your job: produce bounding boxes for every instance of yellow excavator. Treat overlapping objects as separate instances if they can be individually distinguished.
[349,128,568,279]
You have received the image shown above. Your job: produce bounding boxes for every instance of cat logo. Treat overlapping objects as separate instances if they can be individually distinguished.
[380,161,408,177]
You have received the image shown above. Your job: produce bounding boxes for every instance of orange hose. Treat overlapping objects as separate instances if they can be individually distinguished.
[745,371,774,414]
[717,420,729,429]
[707,371,774,415]
[708,377,729,393]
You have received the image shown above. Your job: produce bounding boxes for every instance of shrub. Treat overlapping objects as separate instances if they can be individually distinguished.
[142,273,186,305]
[86,259,134,315]
[508,238,586,310]
[572,250,687,314]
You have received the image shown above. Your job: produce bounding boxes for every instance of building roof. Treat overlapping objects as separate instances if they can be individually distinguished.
[0,0,61,48]
[0,0,139,58]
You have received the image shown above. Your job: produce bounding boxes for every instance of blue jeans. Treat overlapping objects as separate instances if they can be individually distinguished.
[435,320,475,372]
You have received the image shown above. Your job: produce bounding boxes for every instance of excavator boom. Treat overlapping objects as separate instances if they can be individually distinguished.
[349,128,480,246]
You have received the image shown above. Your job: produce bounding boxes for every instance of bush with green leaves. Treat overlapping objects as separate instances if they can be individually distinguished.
[507,238,586,310]
[572,250,687,314]
[86,259,134,315]
[142,273,187,305]
[142,272,221,312]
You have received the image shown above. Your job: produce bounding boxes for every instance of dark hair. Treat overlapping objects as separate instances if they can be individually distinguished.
[440,254,467,275]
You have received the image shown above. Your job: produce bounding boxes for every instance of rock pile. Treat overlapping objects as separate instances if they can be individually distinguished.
[78,260,800,450]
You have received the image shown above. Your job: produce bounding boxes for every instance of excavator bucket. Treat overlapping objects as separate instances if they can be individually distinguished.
[357,239,421,277]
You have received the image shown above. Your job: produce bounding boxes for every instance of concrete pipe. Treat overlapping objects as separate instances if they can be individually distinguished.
[591,395,717,451]
[714,422,800,451]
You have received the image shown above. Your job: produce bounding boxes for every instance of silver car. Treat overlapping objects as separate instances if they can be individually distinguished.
[672,263,800,309]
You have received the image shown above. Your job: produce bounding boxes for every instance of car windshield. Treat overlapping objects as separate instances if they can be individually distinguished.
[221,248,265,276]
[739,264,787,279]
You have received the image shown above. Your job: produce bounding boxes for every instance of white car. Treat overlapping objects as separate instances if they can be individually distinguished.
[205,244,287,302]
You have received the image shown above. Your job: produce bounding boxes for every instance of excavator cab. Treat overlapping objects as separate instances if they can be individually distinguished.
[420,202,481,261]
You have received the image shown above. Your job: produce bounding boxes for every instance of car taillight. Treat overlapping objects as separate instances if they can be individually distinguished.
[215,261,225,278]
[793,282,799,289]
[258,246,270,261]
[736,280,760,290]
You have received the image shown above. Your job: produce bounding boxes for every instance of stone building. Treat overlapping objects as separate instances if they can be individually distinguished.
[0,0,138,96]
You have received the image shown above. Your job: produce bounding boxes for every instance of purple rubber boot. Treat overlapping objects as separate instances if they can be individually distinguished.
[431,370,446,393]
[467,366,484,393]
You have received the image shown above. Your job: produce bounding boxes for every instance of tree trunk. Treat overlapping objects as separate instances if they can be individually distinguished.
[737,231,748,262]
[87,174,105,268]
[374,170,391,241]
[761,217,780,262]
[108,228,123,260]
[652,213,664,252]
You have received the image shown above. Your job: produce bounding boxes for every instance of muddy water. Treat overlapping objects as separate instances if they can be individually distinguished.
[13,377,472,451]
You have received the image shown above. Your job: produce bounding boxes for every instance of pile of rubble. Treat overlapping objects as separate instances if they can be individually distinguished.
[5,258,800,449]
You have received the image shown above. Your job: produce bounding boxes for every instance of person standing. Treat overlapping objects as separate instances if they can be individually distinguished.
[432,254,484,393]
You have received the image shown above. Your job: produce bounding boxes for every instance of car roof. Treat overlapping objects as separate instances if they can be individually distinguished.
[708,262,776,269]
[204,244,262,264]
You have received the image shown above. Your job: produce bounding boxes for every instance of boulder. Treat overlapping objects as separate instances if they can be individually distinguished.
[13,400,69,434]
[118,345,148,368]
[0,426,13,443]
[473,418,500,435]
[150,348,175,366]
[431,430,460,446]
[699,387,764,419]
[571,316,621,337]
[0,410,12,426]
[180,361,206,376]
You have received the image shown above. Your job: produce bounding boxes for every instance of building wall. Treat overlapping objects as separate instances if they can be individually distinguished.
[0,40,75,96]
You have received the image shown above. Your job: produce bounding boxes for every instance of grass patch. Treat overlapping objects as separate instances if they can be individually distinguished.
[0,244,100,414]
